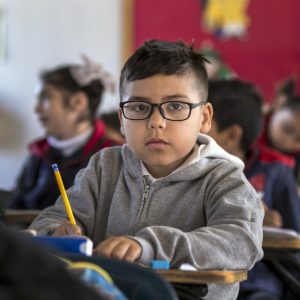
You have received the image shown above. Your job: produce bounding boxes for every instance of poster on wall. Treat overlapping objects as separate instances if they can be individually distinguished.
[133,0,300,102]
[201,0,250,39]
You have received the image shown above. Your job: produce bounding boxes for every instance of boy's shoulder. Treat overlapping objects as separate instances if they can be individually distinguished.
[92,145,124,166]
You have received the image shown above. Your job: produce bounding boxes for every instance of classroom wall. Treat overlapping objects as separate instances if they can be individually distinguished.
[134,0,300,102]
[0,0,121,190]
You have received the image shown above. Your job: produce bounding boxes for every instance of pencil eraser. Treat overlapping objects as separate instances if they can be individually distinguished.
[150,260,170,269]
[52,164,58,171]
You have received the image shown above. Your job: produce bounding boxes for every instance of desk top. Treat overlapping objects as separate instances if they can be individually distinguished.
[263,237,300,250]
[156,269,247,285]
[3,209,41,224]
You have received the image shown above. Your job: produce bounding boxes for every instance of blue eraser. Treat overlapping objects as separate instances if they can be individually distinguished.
[150,260,170,269]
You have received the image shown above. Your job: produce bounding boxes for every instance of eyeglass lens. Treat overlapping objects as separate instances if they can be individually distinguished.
[122,101,192,121]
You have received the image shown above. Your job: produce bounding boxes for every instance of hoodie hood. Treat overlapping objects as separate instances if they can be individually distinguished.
[197,134,244,168]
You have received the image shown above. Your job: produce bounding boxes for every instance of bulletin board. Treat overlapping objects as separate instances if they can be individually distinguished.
[131,0,300,102]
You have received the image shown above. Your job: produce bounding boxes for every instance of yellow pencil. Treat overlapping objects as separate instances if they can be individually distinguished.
[52,163,76,225]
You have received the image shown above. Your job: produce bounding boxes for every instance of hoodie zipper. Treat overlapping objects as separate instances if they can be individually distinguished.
[136,177,150,228]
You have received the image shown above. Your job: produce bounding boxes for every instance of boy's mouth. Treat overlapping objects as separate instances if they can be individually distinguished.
[146,138,169,147]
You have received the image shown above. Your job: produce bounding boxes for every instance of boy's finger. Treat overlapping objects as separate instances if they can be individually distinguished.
[65,222,82,235]
[110,242,131,260]
[123,245,142,262]
[94,238,121,257]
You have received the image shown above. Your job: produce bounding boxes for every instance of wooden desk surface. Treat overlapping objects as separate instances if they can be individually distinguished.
[263,237,300,250]
[3,209,41,224]
[156,269,247,285]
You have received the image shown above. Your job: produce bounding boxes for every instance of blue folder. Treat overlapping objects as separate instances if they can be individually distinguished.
[32,235,93,256]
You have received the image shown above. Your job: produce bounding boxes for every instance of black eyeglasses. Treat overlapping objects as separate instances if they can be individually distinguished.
[119,100,206,121]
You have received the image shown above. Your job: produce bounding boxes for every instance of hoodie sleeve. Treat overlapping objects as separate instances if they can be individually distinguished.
[132,165,264,270]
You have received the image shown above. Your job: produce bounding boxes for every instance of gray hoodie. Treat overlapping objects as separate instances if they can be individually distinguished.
[30,134,264,300]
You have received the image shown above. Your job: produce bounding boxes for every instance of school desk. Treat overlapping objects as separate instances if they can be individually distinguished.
[263,236,300,250]
[156,269,247,285]
[3,209,41,225]
[67,254,247,300]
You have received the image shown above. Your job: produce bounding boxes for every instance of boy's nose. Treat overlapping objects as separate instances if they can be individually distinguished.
[147,107,166,129]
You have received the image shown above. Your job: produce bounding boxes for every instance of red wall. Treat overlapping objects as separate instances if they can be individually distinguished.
[134,0,300,102]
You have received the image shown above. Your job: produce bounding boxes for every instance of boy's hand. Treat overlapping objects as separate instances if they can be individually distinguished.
[93,236,142,262]
[51,220,82,237]
[263,209,283,228]
[262,202,283,228]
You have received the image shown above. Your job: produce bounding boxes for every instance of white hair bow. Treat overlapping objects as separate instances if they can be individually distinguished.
[70,54,116,93]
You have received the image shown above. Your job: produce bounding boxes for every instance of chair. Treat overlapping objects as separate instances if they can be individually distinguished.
[263,248,300,298]
[0,189,13,209]
[67,254,179,300]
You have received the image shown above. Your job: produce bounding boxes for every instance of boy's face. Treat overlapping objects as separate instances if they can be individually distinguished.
[209,120,227,148]
[209,120,241,156]
[269,108,300,154]
[119,74,212,178]
[34,83,83,139]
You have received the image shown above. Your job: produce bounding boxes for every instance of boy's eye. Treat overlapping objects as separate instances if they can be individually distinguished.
[129,103,150,113]
[136,104,148,112]
[166,102,187,111]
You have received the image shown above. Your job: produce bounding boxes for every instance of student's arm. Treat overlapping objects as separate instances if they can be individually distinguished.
[9,155,40,209]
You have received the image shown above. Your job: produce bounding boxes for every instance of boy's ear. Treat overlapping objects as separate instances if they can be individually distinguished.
[69,92,88,113]
[199,102,213,134]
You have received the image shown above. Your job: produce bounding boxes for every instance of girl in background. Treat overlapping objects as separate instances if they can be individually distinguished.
[10,55,117,209]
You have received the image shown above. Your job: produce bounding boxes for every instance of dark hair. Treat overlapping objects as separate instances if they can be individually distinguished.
[281,95,300,112]
[277,78,295,97]
[99,110,120,132]
[119,39,209,101]
[208,79,263,152]
[40,66,104,118]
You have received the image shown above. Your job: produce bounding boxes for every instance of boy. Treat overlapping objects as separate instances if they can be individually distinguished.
[30,40,263,300]
[208,79,300,299]
[9,56,117,209]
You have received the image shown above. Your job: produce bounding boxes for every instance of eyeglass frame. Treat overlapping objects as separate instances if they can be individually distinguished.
[119,100,206,121]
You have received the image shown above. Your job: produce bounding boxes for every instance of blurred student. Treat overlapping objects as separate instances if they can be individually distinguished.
[0,227,105,300]
[99,110,125,144]
[9,55,117,209]
[208,79,300,300]
[30,40,263,300]
[260,94,300,187]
